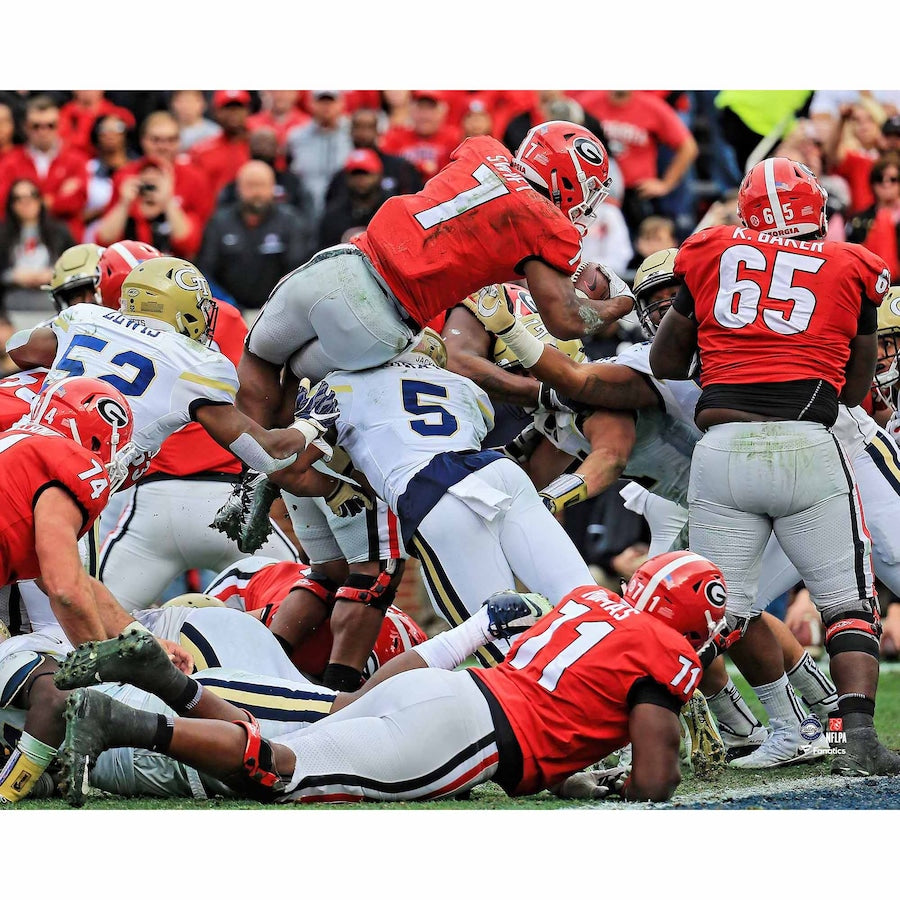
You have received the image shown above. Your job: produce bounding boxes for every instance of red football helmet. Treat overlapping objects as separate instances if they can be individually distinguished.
[737,157,828,239]
[623,551,727,653]
[513,120,612,233]
[26,376,133,469]
[363,605,427,679]
[97,240,162,309]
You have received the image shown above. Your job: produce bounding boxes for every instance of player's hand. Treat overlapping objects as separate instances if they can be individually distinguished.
[158,638,193,674]
[885,411,900,443]
[324,478,374,518]
[468,284,516,335]
[537,383,576,413]
[552,765,629,800]
[292,378,340,440]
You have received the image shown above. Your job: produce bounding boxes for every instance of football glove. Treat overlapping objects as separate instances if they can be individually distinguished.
[469,284,516,335]
[536,383,575,413]
[210,469,280,554]
[324,478,374,518]
[551,764,630,801]
[540,473,588,515]
[499,422,542,465]
[290,378,340,444]
[484,590,552,640]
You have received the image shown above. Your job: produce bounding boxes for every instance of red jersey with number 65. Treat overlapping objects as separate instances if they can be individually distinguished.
[352,135,583,324]
[675,225,890,391]
[0,431,110,584]
[471,585,700,796]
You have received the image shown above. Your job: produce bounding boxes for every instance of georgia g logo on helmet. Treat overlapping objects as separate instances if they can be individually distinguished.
[573,137,605,168]
[96,397,130,430]
[704,578,727,609]
[172,266,211,301]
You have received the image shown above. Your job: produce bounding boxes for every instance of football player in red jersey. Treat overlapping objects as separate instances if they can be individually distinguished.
[238,120,634,419]
[59,551,725,806]
[649,157,900,776]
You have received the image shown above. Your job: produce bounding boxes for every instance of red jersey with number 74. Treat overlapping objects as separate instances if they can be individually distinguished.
[470,585,700,796]
[674,225,890,391]
[351,136,583,324]
[0,431,110,584]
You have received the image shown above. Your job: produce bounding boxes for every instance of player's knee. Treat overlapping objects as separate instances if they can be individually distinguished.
[223,715,286,802]
[823,606,881,659]
[334,560,404,613]
[292,572,341,611]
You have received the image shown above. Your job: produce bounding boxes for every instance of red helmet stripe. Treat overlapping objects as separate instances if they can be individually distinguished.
[630,551,711,610]
[763,158,787,232]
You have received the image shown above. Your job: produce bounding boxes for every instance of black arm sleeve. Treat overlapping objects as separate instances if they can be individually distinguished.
[626,676,684,715]
[671,282,696,320]
[858,296,878,335]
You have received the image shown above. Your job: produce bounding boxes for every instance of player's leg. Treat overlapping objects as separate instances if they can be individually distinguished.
[688,426,817,768]
[412,493,520,667]
[772,453,900,774]
[323,499,408,691]
[98,481,185,611]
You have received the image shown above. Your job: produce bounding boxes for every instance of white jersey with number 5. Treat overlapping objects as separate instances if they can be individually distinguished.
[324,354,494,510]
[48,304,238,458]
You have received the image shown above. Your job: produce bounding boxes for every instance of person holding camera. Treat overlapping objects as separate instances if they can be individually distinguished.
[95,157,203,258]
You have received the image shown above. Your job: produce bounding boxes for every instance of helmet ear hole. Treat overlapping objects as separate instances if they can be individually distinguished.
[91,436,102,453]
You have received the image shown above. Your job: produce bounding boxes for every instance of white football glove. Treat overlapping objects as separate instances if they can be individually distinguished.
[469,284,516,335]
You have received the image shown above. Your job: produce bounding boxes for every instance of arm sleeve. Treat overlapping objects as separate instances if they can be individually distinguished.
[626,676,685,714]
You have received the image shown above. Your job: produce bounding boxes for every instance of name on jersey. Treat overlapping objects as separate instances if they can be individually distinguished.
[731,227,824,252]
[582,589,639,621]
[486,154,531,191]
[102,312,162,337]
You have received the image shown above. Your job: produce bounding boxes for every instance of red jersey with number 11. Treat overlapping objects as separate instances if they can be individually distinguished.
[352,136,582,324]
[0,431,110,584]
[675,225,890,391]
[471,585,700,796]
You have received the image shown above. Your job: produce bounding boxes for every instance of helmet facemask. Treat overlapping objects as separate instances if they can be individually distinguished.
[874,328,900,408]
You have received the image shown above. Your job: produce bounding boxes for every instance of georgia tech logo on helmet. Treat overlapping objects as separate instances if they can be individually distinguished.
[172,266,211,298]
[96,397,130,429]
[573,138,605,167]
[705,580,727,608]
[891,294,900,318]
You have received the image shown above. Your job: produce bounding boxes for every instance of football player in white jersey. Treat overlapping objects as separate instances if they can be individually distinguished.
[5,256,339,617]
[274,330,596,667]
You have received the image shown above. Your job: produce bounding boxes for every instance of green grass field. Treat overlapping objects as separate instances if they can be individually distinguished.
[7,666,900,812]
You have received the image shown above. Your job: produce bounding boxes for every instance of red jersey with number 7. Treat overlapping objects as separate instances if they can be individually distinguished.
[0,431,110,584]
[674,225,890,391]
[470,585,700,796]
[351,136,583,324]
[0,369,48,430]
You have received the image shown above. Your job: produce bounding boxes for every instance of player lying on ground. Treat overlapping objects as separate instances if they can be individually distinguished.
[59,551,728,806]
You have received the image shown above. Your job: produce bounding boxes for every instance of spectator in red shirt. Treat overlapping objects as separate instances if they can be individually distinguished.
[380,90,461,180]
[578,90,698,233]
[846,153,900,282]
[190,90,252,199]
[58,91,135,157]
[94,156,203,259]
[106,111,213,228]
[248,91,309,165]
[460,99,494,138]
[83,112,137,241]
[0,95,89,241]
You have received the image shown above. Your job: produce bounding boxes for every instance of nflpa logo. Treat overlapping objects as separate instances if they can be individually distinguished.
[829,718,843,732]
[828,718,847,746]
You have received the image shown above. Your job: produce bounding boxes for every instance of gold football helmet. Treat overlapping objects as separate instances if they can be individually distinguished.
[413,327,448,368]
[120,257,217,344]
[874,286,900,407]
[45,243,103,312]
[632,248,680,339]
[160,593,227,609]
[493,312,585,371]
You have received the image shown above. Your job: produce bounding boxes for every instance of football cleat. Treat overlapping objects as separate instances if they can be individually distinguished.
[680,690,726,777]
[54,628,169,691]
[830,726,900,777]
[722,724,769,763]
[484,591,552,640]
[60,689,120,807]
[211,469,279,554]
[729,726,829,769]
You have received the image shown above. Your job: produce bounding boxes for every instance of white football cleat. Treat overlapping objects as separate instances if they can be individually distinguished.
[729,727,829,769]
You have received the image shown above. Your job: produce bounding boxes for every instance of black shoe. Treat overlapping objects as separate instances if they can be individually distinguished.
[831,726,900,776]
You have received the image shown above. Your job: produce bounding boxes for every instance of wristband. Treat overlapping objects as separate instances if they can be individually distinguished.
[498,318,545,369]
[540,473,588,514]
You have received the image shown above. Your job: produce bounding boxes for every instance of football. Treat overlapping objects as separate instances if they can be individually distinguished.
[573,261,611,301]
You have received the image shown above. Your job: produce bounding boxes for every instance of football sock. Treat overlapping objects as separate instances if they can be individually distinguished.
[413,607,493,671]
[705,678,763,739]
[787,651,838,717]
[754,674,806,734]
